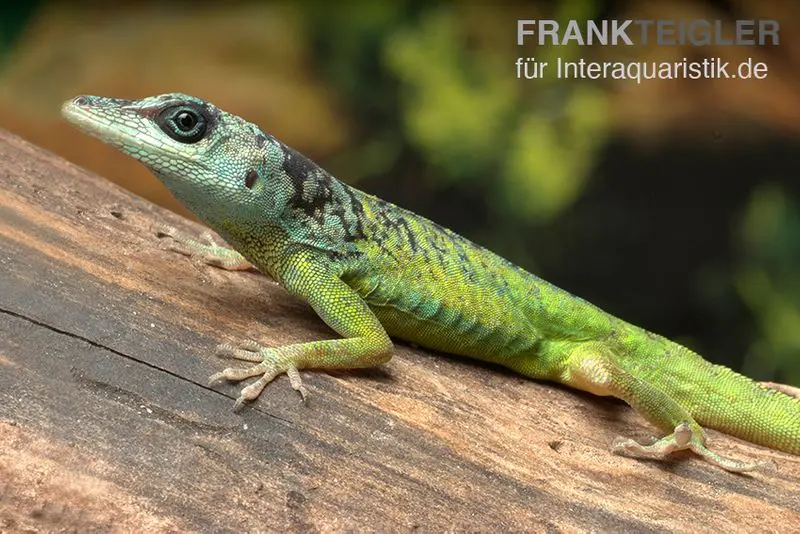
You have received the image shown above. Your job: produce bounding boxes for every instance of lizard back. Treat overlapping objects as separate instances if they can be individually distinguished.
[339,188,620,364]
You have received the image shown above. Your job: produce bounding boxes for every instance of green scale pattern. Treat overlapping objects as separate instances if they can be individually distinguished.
[62,93,799,472]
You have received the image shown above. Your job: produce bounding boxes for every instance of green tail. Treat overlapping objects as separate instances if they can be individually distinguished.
[635,343,800,455]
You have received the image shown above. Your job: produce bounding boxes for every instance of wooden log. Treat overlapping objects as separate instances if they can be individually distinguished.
[0,129,797,532]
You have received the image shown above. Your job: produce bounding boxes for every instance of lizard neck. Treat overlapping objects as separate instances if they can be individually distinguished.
[156,145,369,269]
[272,143,367,263]
[154,170,235,230]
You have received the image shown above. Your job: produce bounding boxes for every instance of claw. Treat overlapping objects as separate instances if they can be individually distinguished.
[234,376,272,411]
[286,366,309,404]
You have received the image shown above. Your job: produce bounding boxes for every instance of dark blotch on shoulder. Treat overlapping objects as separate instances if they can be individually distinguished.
[281,142,320,184]
[280,142,333,217]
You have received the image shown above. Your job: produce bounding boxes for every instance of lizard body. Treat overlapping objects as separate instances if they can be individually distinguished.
[62,93,800,472]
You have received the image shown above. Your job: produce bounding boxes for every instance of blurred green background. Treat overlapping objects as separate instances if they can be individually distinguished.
[0,1,798,383]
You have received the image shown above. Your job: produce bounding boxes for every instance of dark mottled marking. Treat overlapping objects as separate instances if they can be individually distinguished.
[279,142,364,243]
[424,230,449,267]
[458,262,477,283]
[342,186,365,240]
[281,143,320,185]
[395,217,418,252]
[369,200,418,262]
[428,219,525,278]
[327,249,363,261]
[281,142,334,217]
[370,198,419,253]
[255,134,267,148]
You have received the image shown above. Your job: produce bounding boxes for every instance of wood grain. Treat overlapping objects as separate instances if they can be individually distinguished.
[0,129,797,532]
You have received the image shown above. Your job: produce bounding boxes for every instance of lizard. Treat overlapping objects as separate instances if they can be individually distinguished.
[61,93,799,473]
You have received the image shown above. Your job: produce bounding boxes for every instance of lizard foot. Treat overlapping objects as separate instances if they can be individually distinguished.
[154,224,252,270]
[610,422,776,473]
[209,340,308,410]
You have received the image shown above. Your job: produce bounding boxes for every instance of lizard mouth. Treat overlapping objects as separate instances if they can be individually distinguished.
[61,96,143,149]
[61,95,213,176]
[61,95,200,165]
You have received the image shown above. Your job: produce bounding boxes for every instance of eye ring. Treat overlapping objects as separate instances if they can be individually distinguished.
[155,105,208,143]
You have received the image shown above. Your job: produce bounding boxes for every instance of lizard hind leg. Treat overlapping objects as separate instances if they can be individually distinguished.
[561,342,772,473]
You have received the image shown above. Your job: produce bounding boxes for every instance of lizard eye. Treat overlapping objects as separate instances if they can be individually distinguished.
[175,111,197,131]
[156,105,207,143]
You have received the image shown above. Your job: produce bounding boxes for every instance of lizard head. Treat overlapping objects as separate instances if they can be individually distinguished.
[61,93,295,230]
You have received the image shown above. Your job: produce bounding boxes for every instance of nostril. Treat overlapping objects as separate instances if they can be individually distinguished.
[73,96,88,106]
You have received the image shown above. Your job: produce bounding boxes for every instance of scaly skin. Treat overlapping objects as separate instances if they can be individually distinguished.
[61,93,800,472]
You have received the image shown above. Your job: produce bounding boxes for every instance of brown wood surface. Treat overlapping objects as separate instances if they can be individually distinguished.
[0,128,798,533]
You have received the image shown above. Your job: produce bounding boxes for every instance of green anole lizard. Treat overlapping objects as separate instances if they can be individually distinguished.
[61,93,799,473]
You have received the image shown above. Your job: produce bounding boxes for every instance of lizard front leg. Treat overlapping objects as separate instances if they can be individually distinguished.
[560,342,773,472]
[209,250,394,410]
[154,224,253,270]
